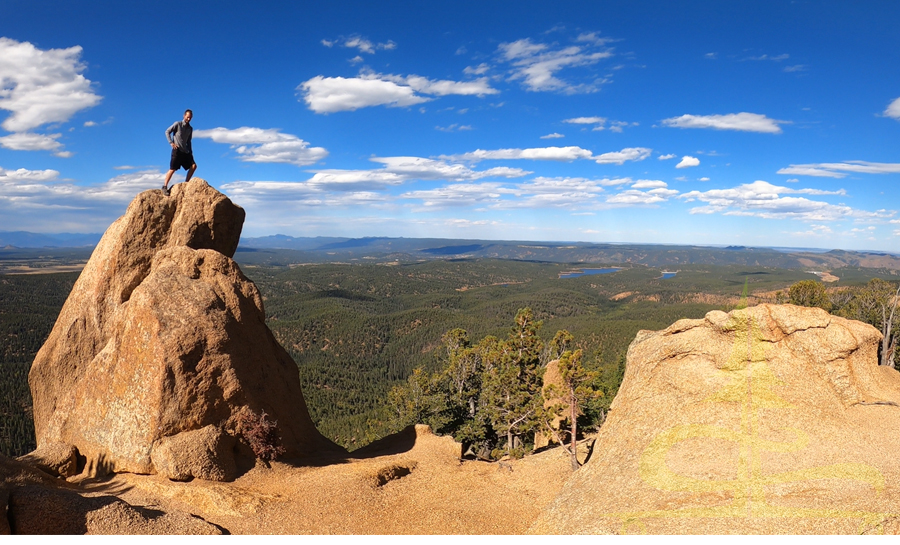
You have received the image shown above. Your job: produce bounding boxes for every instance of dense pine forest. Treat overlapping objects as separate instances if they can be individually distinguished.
[2,250,899,456]
[0,273,78,457]
[239,259,821,449]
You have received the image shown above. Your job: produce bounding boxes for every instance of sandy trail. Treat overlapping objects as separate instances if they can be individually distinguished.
[80,426,577,535]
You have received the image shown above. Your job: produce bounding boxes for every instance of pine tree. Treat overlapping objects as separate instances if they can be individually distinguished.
[481,308,545,458]
[548,329,575,361]
[386,367,445,430]
[545,347,601,470]
[433,328,492,452]
[787,279,831,310]
[439,328,480,420]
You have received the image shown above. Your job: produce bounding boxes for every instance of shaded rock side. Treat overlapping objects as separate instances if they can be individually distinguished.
[29,179,341,478]
[531,304,900,535]
[17,442,78,478]
[8,485,223,534]
[0,453,66,534]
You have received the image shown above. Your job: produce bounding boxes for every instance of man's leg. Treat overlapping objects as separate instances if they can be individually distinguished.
[185,163,197,182]
[164,169,176,189]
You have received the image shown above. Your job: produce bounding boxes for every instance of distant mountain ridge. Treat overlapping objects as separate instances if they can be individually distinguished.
[0,231,101,248]
[4,232,900,270]
[237,234,900,270]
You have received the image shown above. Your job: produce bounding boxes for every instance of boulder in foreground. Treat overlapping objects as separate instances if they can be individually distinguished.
[532,304,900,534]
[29,179,342,481]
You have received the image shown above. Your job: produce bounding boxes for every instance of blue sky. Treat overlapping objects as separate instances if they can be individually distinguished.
[1,0,899,251]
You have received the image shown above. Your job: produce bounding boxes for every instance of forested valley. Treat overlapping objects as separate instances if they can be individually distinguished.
[0,273,78,457]
[2,252,899,457]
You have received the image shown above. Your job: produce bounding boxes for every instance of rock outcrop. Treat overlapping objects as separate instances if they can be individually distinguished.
[17,443,78,478]
[8,484,223,534]
[0,453,60,534]
[28,179,342,481]
[532,304,900,534]
[534,358,563,450]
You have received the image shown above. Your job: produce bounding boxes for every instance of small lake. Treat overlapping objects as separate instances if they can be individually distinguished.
[559,267,622,279]
[661,271,677,279]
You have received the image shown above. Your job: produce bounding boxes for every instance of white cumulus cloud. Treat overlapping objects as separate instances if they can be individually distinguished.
[885,97,900,120]
[630,180,668,189]
[370,156,527,181]
[0,166,60,182]
[777,161,900,178]
[464,63,491,76]
[444,146,595,162]
[194,127,328,166]
[226,156,532,198]
[445,145,651,165]
[402,174,661,211]
[0,38,102,133]
[0,169,169,231]
[606,187,678,205]
[0,132,71,157]
[661,112,785,134]
[221,180,386,209]
[594,147,651,165]
[435,124,472,133]
[525,176,633,191]
[299,75,429,113]
[401,182,514,207]
[299,72,498,113]
[676,156,700,168]
[322,35,396,54]
[563,116,606,125]
[343,36,376,54]
[498,36,614,93]
[679,180,884,222]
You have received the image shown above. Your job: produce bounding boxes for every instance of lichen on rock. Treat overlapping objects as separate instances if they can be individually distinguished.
[532,303,900,535]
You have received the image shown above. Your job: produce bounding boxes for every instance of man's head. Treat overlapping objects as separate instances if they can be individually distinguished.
[183,109,193,123]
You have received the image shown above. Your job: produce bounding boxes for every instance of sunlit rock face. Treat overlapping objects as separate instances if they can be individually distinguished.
[532,304,900,535]
[30,179,342,480]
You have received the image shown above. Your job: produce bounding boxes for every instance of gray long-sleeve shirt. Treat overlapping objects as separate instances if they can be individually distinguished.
[165,120,193,153]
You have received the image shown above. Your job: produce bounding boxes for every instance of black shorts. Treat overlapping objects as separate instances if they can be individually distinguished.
[170,148,195,171]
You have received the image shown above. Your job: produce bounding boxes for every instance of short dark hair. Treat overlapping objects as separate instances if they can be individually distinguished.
[184,109,193,115]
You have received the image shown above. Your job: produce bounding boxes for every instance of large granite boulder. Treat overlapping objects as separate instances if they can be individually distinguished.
[29,179,341,480]
[532,304,900,534]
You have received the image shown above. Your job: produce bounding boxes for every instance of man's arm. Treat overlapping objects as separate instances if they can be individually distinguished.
[165,122,178,149]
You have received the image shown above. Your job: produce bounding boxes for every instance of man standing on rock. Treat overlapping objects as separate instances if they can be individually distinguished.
[163,109,196,195]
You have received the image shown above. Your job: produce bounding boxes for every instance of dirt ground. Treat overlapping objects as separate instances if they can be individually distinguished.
[74,426,580,535]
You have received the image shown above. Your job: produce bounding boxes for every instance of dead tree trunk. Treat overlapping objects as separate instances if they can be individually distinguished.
[569,390,580,471]
[880,283,900,367]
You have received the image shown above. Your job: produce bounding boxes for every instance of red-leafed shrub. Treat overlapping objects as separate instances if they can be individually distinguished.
[237,409,286,462]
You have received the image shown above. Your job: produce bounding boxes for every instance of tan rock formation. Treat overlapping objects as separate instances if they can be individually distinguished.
[534,358,563,450]
[532,304,900,534]
[150,425,237,482]
[8,485,223,534]
[0,453,69,534]
[352,424,462,461]
[17,442,78,478]
[29,179,341,480]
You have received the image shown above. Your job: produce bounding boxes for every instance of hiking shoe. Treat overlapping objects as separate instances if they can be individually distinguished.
[162,185,170,196]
